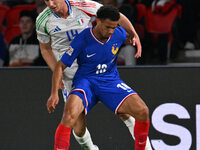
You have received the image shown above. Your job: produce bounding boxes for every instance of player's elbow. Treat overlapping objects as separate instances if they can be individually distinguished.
[57,60,67,71]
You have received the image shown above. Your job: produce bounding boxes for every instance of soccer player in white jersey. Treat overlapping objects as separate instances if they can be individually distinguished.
[36,0,152,150]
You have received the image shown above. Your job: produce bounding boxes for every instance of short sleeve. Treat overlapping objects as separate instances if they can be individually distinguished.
[61,31,86,67]
[36,9,51,43]
[70,0,102,17]
[36,30,50,44]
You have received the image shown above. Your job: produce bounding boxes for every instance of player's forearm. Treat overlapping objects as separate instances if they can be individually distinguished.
[51,61,64,96]
[40,47,57,71]
[39,42,57,71]
[119,13,139,38]
[42,50,57,71]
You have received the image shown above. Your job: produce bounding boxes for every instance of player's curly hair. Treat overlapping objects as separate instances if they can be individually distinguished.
[97,5,120,21]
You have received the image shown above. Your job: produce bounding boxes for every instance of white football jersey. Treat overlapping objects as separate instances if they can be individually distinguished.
[36,0,102,79]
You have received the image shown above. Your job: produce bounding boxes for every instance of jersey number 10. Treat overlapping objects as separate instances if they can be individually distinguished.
[96,64,107,74]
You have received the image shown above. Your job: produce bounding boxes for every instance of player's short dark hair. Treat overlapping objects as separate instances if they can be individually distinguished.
[19,10,37,23]
[97,5,120,21]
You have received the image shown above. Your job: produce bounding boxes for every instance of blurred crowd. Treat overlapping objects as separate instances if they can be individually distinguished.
[0,0,46,67]
[0,0,199,66]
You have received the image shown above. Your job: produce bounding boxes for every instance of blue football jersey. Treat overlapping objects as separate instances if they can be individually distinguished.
[61,26,127,80]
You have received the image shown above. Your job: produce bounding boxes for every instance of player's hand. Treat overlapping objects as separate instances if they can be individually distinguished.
[132,35,142,58]
[46,94,59,113]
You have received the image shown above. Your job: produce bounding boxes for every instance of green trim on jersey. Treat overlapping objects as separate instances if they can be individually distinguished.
[36,9,52,30]
[44,20,49,35]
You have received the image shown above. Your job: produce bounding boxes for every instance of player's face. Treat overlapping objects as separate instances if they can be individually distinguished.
[44,0,64,13]
[99,19,119,39]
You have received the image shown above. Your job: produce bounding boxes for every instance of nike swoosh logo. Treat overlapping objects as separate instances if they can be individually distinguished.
[127,89,132,92]
[87,53,96,58]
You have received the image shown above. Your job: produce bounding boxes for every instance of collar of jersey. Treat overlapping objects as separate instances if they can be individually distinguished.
[53,0,72,18]
[90,28,111,45]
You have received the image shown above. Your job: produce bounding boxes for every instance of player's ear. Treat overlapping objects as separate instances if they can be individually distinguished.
[95,18,101,25]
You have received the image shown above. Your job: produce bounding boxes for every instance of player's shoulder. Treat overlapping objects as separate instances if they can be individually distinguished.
[115,26,126,34]
[69,0,79,3]
[80,27,91,34]
[69,0,84,7]
[71,27,90,46]
[115,26,127,38]
[36,7,52,22]
[69,0,102,9]
[75,27,90,39]
[69,0,96,5]
[36,7,53,31]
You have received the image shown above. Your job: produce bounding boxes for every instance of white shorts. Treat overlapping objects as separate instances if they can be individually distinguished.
[62,78,73,102]
[61,61,78,102]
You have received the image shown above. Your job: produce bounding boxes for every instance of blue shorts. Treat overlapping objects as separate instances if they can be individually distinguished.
[69,78,137,114]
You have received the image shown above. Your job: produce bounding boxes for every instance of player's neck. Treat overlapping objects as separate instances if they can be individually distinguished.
[57,4,69,19]
[93,27,109,43]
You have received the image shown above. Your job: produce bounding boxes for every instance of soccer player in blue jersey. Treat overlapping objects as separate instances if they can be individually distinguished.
[38,0,152,149]
[47,5,150,150]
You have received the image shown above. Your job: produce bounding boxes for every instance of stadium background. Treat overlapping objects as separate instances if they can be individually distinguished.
[0,67,199,150]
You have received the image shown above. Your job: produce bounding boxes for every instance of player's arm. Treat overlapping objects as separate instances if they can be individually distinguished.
[39,42,57,71]
[36,13,59,71]
[40,41,65,89]
[118,13,142,58]
[47,60,67,113]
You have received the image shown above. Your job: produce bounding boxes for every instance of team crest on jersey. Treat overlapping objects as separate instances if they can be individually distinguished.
[112,44,119,55]
[76,16,84,26]
[66,46,74,56]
